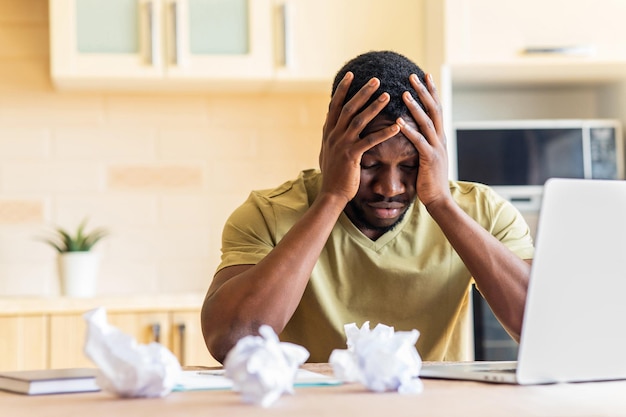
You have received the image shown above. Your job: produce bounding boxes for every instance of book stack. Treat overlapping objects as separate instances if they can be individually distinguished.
[0,368,100,395]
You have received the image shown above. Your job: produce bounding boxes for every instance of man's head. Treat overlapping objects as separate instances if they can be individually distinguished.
[331,50,427,121]
[330,51,427,240]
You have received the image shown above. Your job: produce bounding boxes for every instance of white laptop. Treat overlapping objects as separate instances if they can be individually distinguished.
[420,178,626,385]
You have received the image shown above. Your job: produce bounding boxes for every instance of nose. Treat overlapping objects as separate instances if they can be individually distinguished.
[372,166,405,198]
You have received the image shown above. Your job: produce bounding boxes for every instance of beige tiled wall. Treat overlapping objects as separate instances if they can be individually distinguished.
[0,0,328,296]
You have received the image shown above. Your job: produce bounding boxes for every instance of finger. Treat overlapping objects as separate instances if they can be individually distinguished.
[353,123,400,155]
[336,77,384,135]
[324,72,354,135]
[397,114,431,157]
[402,90,437,147]
[409,74,444,133]
[425,74,442,112]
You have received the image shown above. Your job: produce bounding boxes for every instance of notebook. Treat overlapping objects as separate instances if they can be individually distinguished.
[0,368,100,395]
[174,368,341,391]
[420,178,626,385]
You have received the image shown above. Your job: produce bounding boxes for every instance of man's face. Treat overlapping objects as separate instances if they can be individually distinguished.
[344,115,419,240]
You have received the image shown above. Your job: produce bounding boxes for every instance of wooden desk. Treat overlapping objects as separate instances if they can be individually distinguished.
[2,363,626,416]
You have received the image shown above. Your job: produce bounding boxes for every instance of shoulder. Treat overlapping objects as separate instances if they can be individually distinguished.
[246,169,321,211]
[448,180,524,226]
[226,170,321,235]
[449,181,534,257]
[449,180,499,196]
[448,180,506,208]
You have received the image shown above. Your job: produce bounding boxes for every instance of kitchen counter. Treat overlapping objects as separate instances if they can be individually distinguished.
[0,292,215,370]
[0,293,206,315]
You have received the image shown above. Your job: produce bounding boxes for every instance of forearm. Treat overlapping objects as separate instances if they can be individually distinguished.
[201,192,347,362]
[426,198,531,341]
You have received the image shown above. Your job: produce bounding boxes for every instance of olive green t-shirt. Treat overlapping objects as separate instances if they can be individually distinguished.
[217,169,535,362]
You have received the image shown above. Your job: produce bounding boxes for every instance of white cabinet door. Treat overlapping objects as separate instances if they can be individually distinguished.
[170,311,220,367]
[443,0,626,64]
[50,0,425,90]
[0,315,48,371]
[50,0,163,83]
[164,0,273,80]
[273,0,424,86]
[50,0,274,89]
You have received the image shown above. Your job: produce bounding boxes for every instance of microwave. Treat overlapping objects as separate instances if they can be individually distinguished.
[452,119,624,211]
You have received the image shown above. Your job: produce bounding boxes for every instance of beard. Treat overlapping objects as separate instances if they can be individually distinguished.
[346,198,413,238]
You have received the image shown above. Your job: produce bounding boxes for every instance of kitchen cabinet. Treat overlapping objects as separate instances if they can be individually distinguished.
[50,0,274,90]
[272,0,424,88]
[48,310,216,369]
[48,311,173,369]
[422,0,626,361]
[0,315,48,372]
[170,311,217,367]
[49,0,424,91]
[0,294,219,371]
[425,0,626,86]
[442,0,626,64]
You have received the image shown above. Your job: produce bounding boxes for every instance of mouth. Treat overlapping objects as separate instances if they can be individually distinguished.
[367,201,407,219]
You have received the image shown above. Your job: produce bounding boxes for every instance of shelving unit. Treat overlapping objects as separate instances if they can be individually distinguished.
[425,0,626,360]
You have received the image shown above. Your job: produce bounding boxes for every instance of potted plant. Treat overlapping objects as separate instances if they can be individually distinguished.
[40,218,108,298]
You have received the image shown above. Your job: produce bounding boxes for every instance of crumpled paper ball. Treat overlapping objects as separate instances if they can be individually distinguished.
[329,321,423,394]
[83,307,182,398]
[223,324,310,407]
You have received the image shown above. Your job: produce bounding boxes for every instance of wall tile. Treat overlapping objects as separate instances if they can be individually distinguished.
[158,127,257,160]
[104,95,209,128]
[158,195,211,227]
[0,127,50,159]
[2,162,103,192]
[53,194,159,228]
[152,227,211,260]
[257,126,320,167]
[0,262,57,296]
[157,260,213,293]
[0,200,44,224]
[205,92,325,128]
[53,127,158,160]
[108,165,204,190]
[0,92,105,127]
[106,229,161,262]
[97,262,159,296]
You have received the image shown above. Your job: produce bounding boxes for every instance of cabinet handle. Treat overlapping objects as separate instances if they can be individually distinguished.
[177,323,186,365]
[170,0,182,66]
[151,323,161,343]
[145,0,160,66]
[521,45,596,56]
[278,2,294,68]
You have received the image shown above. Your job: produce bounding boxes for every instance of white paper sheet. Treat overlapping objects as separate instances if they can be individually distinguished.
[83,307,182,398]
[330,321,423,394]
[173,369,341,391]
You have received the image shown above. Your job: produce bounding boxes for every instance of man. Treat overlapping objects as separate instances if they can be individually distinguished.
[201,51,534,363]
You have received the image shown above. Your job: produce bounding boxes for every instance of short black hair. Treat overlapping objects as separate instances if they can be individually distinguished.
[331,50,426,120]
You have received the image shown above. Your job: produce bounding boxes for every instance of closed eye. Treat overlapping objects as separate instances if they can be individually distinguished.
[361,162,379,169]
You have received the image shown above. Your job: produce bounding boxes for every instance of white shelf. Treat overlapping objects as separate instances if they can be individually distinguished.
[449,61,626,88]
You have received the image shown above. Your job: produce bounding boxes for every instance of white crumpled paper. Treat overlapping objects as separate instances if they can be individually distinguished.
[83,307,182,398]
[223,324,310,407]
[329,321,423,394]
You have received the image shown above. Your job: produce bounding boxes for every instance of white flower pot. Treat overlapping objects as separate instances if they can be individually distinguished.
[58,252,99,298]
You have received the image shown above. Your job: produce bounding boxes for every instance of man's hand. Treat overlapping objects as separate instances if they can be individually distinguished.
[319,72,401,204]
[398,73,532,341]
[397,73,450,210]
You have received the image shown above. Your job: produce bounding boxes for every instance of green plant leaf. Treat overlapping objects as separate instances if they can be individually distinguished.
[38,218,108,253]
